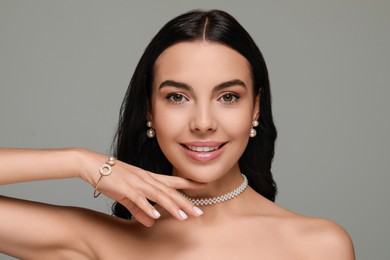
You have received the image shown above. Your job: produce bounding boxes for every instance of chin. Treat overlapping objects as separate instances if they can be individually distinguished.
[173,166,230,184]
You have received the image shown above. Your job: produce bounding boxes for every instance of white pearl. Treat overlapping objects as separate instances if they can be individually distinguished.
[146,129,155,138]
[250,128,257,137]
[107,156,116,166]
[179,174,248,206]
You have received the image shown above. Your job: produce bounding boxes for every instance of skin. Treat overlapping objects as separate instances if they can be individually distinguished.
[150,41,258,196]
[0,42,355,259]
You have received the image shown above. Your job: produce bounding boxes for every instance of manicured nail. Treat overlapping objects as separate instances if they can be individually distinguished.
[151,209,161,219]
[178,209,188,220]
[193,206,204,216]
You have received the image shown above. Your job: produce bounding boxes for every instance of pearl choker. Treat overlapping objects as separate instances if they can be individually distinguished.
[179,174,248,206]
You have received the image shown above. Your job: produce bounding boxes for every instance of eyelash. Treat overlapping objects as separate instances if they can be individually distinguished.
[218,92,240,105]
[165,93,188,105]
[164,92,240,105]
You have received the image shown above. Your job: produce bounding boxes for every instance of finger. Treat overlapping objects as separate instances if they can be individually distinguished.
[134,180,185,220]
[152,174,207,190]
[142,184,198,221]
[122,164,205,190]
[142,176,205,217]
[165,188,204,218]
[116,167,203,220]
[119,198,158,227]
[130,206,155,227]
[109,168,185,221]
[143,178,204,218]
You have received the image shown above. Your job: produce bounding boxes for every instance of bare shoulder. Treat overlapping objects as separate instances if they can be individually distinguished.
[63,205,139,240]
[56,205,144,259]
[239,193,355,259]
[0,196,139,259]
[271,206,355,260]
[289,216,354,259]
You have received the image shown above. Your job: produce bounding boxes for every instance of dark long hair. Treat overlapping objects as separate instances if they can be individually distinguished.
[112,10,277,219]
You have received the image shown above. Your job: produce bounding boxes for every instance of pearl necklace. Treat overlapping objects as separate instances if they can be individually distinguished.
[179,174,248,206]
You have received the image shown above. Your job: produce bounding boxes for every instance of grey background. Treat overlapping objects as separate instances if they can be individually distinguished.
[0,1,389,259]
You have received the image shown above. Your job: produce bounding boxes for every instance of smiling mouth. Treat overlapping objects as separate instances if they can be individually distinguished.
[182,143,227,152]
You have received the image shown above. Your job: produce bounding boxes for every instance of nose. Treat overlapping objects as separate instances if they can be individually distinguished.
[189,104,217,134]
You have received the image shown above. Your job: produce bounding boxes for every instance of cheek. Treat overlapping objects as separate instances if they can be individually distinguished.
[151,97,255,140]
[152,103,188,141]
[216,106,253,136]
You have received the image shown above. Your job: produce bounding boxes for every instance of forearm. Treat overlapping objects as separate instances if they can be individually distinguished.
[0,148,85,185]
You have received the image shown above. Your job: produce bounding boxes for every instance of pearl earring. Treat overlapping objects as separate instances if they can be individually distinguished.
[146,121,155,138]
[250,120,259,138]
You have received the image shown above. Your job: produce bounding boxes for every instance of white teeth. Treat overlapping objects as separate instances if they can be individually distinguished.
[187,146,219,152]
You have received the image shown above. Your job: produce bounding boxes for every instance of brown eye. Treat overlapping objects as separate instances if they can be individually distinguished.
[219,93,240,104]
[223,94,234,102]
[173,94,184,102]
[165,93,188,104]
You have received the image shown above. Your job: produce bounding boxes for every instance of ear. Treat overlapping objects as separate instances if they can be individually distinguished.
[252,93,261,121]
[146,111,153,123]
[146,98,154,123]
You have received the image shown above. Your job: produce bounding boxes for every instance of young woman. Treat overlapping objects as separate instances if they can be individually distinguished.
[0,10,354,259]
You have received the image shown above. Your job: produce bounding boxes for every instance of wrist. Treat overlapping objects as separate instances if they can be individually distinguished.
[67,148,91,182]
[71,148,109,188]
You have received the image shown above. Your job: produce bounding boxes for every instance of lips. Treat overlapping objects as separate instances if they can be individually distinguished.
[180,141,227,162]
[185,145,219,152]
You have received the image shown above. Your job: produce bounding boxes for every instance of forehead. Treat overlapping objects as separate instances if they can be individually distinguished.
[153,41,252,87]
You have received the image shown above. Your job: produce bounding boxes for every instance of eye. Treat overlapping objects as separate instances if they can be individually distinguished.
[165,93,188,104]
[218,93,240,104]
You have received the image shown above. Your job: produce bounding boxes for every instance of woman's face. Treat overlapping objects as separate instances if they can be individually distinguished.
[150,42,259,183]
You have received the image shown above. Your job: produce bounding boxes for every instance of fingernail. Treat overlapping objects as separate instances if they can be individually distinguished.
[178,209,188,220]
[193,206,204,216]
[152,209,161,219]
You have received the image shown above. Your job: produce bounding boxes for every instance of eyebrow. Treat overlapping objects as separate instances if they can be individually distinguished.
[159,79,247,91]
[159,80,192,91]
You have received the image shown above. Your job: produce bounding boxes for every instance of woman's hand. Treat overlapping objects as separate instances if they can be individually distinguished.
[78,149,205,227]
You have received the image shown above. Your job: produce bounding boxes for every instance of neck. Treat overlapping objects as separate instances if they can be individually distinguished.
[180,174,247,205]
[153,186,261,226]
[175,167,244,198]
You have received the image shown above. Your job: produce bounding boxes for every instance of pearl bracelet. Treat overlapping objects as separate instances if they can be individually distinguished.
[93,156,116,198]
